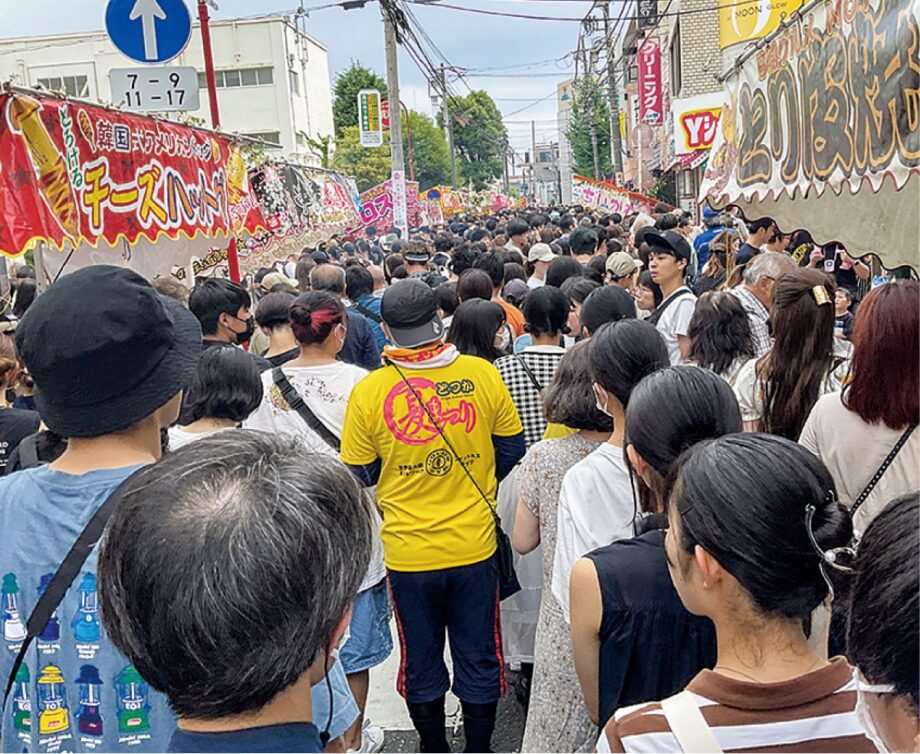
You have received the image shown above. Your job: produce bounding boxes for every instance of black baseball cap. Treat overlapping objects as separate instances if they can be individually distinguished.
[17,266,201,438]
[644,229,692,262]
[380,279,445,348]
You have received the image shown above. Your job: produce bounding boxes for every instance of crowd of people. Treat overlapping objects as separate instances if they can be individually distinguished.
[0,204,917,754]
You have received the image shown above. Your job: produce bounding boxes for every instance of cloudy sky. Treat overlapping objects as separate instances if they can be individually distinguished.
[3,0,593,153]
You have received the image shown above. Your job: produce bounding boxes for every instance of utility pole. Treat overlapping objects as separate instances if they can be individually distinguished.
[502,139,510,193]
[438,65,459,189]
[601,1,624,176]
[531,119,537,203]
[381,0,407,234]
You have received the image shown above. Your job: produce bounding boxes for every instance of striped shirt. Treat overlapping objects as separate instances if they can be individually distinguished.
[596,657,876,753]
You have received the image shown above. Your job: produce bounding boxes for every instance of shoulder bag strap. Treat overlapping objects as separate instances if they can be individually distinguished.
[17,432,40,470]
[272,367,341,452]
[353,302,383,325]
[3,470,137,710]
[647,287,692,327]
[513,353,543,392]
[660,690,723,754]
[851,424,916,516]
[385,359,499,522]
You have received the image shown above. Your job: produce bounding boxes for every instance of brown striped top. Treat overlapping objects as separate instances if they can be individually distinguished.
[596,657,877,753]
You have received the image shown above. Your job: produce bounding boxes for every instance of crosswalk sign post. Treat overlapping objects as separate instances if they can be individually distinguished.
[104,0,193,64]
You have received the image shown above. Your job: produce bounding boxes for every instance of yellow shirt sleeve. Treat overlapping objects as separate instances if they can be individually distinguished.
[340,382,378,466]
[487,362,524,437]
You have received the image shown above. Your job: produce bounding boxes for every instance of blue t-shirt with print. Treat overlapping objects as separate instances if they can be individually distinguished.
[0,465,360,753]
[0,464,173,753]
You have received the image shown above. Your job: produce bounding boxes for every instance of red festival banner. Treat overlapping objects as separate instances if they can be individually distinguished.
[0,90,261,257]
[638,37,663,126]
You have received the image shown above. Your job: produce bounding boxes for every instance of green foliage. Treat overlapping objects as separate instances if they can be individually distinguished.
[566,78,611,178]
[440,90,506,190]
[333,62,387,137]
[404,111,450,191]
[305,134,334,169]
[332,126,391,192]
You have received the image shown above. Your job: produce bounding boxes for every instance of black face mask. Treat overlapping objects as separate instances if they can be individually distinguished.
[231,314,255,345]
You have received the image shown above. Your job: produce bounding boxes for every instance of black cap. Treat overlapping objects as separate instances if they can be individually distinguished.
[380,279,445,348]
[645,229,692,262]
[16,266,201,438]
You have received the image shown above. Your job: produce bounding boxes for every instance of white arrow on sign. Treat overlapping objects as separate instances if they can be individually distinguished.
[129,0,167,61]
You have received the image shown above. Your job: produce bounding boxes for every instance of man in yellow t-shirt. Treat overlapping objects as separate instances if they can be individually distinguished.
[340,279,524,753]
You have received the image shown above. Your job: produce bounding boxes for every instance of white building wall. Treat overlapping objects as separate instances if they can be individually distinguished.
[0,17,334,165]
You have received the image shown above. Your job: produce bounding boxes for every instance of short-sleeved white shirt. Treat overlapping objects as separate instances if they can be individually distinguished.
[654,287,697,365]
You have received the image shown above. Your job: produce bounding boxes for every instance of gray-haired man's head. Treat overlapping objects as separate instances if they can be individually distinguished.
[743,251,796,309]
[98,429,373,720]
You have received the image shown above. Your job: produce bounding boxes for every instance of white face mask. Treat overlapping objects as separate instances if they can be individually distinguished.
[594,384,612,417]
[853,667,896,752]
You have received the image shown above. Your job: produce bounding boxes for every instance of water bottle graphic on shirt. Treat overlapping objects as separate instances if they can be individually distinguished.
[37,573,61,642]
[11,663,31,732]
[71,573,100,643]
[115,665,151,733]
[1,572,28,643]
[75,664,104,736]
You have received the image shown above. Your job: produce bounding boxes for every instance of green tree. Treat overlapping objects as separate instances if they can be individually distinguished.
[566,78,611,178]
[331,126,390,192]
[404,110,450,190]
[305,134,333,169]
[440,90,506,190]
[333,62,388,137]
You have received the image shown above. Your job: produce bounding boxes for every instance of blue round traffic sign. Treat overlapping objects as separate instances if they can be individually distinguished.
[105,0,192,65]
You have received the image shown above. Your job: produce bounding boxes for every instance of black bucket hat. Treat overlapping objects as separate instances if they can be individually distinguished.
[16,266,201,438]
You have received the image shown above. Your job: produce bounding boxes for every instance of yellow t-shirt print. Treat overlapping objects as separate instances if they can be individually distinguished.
[341,356,523,572]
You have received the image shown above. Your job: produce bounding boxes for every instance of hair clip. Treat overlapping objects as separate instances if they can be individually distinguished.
[812,286,831,306]
[805,503,856,600]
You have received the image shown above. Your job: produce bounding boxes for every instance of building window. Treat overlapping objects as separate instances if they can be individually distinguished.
[670,22,682,96]
[196,67,274,90]
[35,75,89,98]
[243,131,281,145]
[289,70,300,96]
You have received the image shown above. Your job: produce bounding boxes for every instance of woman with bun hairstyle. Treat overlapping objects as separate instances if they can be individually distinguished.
[244,289,391,753]
[570,367,735,727]
[597,434,875,753]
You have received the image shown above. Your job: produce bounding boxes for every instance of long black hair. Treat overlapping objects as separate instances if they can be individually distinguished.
[671,434,852,622]
[589,320,668,407]
[626,366,742,511]
[522,286,569,339]
[446,299,506,363]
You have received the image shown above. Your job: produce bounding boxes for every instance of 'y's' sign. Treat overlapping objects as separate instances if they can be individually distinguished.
[679,108,722,151]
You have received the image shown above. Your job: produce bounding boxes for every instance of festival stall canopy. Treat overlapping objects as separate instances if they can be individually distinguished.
[571,175,673,215]
[0,88,263,278]
[700,0,920,269]
[238,162,362,275]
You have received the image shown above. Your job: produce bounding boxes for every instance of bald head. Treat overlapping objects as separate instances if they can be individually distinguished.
[309,264,346,296]
[368,265,386,291]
